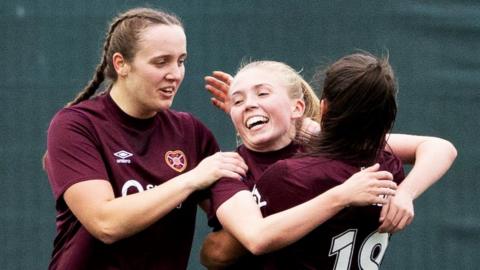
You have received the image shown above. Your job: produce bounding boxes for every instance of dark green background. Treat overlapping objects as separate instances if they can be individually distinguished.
[1,1,477,269]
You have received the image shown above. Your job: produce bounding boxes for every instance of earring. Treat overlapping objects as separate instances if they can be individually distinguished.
[235,132,242,147]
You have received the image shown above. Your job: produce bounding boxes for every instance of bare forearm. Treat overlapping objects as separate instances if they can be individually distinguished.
[220,166,394,254]
[253,188,346,253]
[80,172,198,243]
[108,177,196,235]
[400,138,457,199]
[220,189,347,255]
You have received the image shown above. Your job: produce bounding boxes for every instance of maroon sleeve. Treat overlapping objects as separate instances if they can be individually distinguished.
[257,160,316,217]
[191,114,220,158]
[45,109,109,201]
[379,151,405,185]
[188,114,221,204]
[206,177,250,227]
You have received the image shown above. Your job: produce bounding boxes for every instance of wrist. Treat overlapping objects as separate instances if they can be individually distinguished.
[179,170,202,191]
[325,187,350,210]
[397,184,417,200]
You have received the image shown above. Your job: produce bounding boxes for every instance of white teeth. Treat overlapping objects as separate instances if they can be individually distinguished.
[245,116,269,129]
[161,87,174,92]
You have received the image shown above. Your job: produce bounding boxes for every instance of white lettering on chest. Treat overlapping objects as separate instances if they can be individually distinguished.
[251,185,267,208]
[121,180,182,208]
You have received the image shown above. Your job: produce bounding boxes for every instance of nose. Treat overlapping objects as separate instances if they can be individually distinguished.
[244,95,259,110]
[165,64,183,81]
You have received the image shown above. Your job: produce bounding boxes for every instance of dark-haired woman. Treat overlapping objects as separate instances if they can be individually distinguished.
[255,52,417,269]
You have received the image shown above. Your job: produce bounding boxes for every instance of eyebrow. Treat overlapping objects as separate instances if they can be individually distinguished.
[149,53,187,62]
[231,83,273,96]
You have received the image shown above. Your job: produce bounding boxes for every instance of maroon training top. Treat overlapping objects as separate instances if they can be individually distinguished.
[257,151,405,270]
[208,143,300,269]
[45,92,219,270]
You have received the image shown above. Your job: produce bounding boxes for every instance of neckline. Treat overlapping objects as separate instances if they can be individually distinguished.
[105,92,156,130]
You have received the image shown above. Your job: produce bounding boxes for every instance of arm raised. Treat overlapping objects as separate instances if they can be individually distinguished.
[379,134,457,233]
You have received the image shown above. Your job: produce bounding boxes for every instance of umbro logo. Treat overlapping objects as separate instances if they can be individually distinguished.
[114,150,133,164]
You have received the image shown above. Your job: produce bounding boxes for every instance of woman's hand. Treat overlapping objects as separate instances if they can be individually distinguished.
[200,230,247,269]
[188,151,247,190]
[336,164,397,206]
[205,71,233,113]
[297,117,321,142]
[378,189,414,233]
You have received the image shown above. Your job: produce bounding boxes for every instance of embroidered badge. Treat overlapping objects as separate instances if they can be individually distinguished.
[165,150,187,172]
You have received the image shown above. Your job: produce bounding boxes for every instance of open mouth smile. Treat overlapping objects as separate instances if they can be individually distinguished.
[245,115,269,130]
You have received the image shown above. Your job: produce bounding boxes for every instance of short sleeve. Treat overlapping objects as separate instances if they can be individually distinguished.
[257,159,323,218]
[189,115,221,203]
[207,178,250,227]
[379,151,405,185]
[191,114,220,158]
[45,109,109,201]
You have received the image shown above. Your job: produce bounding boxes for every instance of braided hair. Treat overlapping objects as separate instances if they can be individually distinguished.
[43,8,183,169]
[66,7,183,107]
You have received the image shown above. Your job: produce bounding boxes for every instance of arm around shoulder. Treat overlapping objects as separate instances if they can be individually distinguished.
[387,134,457,198]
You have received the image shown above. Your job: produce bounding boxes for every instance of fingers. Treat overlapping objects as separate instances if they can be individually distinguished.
[215,152,248,178]
[205,74,231,114]
[211,98,229,113]
[378,206,397,232]
[378,205,414,233]
[205,82,227,101]
[362,163,380,172]
[219,152,248,172]
[375,179,397,189]
[205,76,230,96]
[301,117,321,135]
[376,187,396,197]
[212,71,233,86]
[379,200,390,222]
[368,171,394,181]
[393,214,412,233]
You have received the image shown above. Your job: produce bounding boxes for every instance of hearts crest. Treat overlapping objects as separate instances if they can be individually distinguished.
[165,150,187,172]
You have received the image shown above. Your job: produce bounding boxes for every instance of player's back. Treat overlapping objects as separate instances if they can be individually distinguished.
[257,151,404,270]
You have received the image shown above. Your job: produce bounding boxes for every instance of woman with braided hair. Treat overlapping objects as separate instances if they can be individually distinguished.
[44,7,248,269]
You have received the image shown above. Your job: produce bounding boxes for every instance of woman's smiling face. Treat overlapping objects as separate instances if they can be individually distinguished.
[229,67,304,152]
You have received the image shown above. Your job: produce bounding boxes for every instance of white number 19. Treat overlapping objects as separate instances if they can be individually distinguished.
[329,230,389,270]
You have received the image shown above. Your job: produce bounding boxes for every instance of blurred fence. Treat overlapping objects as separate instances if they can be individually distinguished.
[0,1,478,269]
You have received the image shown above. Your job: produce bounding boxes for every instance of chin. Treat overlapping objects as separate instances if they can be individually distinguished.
[156,101,173,111]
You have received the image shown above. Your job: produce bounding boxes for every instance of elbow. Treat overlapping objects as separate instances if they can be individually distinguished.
[246,244,268,256]
[437,138,458,163]
[242,236,271,255]
[238,227,279,255]
[447,141,458,161]
[96,232,118,245]
[87,220,124,245]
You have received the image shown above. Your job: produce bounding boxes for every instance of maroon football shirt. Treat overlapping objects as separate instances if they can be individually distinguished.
[257,151,405,270]
[209,142,300,217]
[45,92,219,269]
[207,143,300,269]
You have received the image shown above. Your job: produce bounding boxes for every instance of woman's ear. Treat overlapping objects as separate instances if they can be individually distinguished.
[320,99,328,118]
[292,99,306,119]
[113,52,129,77]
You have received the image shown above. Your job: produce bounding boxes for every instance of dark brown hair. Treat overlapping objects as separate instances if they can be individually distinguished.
[43,8,182,169]
[66,7,183,107]
[307,52,398,165]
